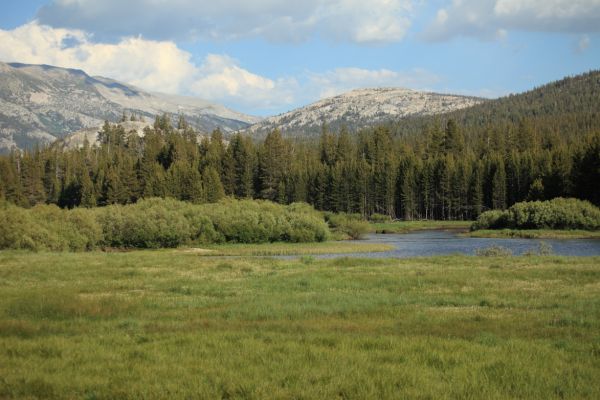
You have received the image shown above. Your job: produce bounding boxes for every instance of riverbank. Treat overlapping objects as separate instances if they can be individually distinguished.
[369,220,472,234]
[1,251,598,398]
[467,229,600,239]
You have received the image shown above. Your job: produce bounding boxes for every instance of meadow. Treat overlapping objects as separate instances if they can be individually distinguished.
[369,220,472,234]
[1,250,599,399]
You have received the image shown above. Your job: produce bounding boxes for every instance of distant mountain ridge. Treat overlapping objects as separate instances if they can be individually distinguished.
[0,62,260,151]
[243,87,484,138]
[383,70,600,141]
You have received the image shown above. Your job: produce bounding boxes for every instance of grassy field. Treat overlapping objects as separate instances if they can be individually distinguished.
[370,220,472,234]
[197,241,394,256]
[467,229,600,239]
[1,251,599,399]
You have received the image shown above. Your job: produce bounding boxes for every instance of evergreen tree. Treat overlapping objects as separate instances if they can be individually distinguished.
[491,157,507,210]
[202,166,225,203]
[258,129,288,201]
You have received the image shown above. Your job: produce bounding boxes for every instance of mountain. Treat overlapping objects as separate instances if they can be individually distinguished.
[0,62,260,151]
[244,88,484,138]
[386,70,600,141]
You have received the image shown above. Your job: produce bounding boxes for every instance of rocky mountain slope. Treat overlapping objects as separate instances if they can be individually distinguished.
[0,62,260,151]
[244,88,484,138]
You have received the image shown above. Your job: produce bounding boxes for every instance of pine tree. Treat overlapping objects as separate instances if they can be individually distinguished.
[20,152,45,206]
[79,169,96,208]
[444,119,462,154]
[102,167,123,205]
[202,166,225,203]
[468,160,484,218]
[491,157,507,210]
[258,129,287,201]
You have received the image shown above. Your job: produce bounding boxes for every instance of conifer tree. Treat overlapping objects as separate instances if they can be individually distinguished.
[202,166,225,203]
[491,157,507,210]
[259,129,287,201]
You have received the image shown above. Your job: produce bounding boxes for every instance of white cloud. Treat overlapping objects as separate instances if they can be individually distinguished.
[37,0,416,44]
[190,55,299,110]
[0,22,440,114]
[425,0,600,41]
[0,22,196,94]
[0,22,295,112]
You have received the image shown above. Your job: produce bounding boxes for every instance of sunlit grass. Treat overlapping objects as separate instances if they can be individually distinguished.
[0,251,599,398]
[195,241,394,256]
[370,220,472,233]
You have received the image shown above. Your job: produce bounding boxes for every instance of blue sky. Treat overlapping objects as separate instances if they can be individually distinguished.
[0,1,598,116]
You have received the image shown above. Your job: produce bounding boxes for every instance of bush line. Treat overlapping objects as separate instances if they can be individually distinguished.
[0,198,330,251]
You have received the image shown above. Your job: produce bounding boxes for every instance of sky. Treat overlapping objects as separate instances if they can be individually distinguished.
[0,0,599,116]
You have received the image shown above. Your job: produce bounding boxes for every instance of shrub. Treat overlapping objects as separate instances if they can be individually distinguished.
[471,210,509,231]
[471,198,600,231]
[0,198,331,251]
[286,203,329,243]
[98,198,195,248]
[199,199,329,243]
[327,213,370,240]
[0,203,103,251]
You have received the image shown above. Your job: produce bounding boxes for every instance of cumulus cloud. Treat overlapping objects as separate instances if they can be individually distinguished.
[190,55,299,110]
[425,0,600,41]
[0,22,440,114]
[0,22,295,112]
[0,22,196,94]
[37,0,416,44]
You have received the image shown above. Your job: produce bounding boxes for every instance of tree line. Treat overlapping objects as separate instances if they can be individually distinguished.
[0,113,598,220]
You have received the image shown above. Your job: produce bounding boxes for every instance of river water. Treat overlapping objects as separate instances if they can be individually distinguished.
[314,230,600,259]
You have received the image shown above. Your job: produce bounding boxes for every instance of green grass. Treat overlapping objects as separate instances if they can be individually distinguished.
[1,251,599,399]
[370,220,472,234]
[467,229,600,239]
[195,241,394,256]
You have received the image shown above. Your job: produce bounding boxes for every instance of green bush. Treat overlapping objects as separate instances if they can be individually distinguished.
[471,198,600,231]
[0,198,330,251]
[326,213,370,240]
[199,199,329,243]
[471,210,510,231]
[98,199,194,248]
[0,203,103,251]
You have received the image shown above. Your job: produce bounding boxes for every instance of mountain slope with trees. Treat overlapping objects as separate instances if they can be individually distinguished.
[387,70,600,144]
[0,71,598,221]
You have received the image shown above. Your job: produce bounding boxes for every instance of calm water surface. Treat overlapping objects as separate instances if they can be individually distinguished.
[314,230,600,259]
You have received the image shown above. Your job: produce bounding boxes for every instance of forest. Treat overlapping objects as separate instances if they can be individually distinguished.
[0,71,599,220]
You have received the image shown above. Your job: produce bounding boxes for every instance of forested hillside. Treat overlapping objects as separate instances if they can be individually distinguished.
[388,70,600,144]
[0,71,599,220]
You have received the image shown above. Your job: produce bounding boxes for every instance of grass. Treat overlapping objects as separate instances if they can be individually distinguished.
[193,241,394,256]
[467,229,600,239]
[0,251,599,399]
[370,220,472,234]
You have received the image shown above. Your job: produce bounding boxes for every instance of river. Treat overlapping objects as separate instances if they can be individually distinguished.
[314,230,600,258]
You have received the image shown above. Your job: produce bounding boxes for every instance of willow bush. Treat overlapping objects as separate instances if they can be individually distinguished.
[0,198,330,251]
[472,198,600,231]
